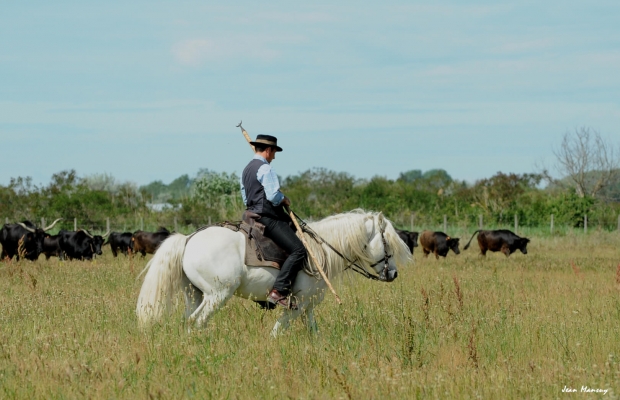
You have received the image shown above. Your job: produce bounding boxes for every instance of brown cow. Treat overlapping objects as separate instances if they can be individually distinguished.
[419,230,461,259]
[463,229,530,257]
[131,227,171,257]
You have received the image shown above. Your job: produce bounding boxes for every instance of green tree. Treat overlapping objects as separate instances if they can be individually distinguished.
[398,169,423,183]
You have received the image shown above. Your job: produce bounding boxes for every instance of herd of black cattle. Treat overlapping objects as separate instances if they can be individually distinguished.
[0,218,172,261]
[0,217,531,262]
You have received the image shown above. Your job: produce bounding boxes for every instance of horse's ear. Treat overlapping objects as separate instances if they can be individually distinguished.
[377,212,386,228]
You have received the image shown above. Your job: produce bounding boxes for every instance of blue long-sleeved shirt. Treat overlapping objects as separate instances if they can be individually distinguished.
[240,155,285,206]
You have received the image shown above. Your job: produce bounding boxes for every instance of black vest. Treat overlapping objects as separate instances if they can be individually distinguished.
[242,158,289,221]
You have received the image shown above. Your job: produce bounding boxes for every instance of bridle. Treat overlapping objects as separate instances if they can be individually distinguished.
[368,222,392,277]
[294,212,393,281]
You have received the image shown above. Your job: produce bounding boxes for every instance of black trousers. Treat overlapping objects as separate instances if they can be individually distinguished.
[259,215,307,295]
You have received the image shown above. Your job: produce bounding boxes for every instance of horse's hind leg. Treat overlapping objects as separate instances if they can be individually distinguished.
[182,275,227,329]
[182,273,204,320]
[188,291,235,329]
[181,273,238,329]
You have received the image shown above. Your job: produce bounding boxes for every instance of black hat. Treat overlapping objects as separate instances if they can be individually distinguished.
[250,134,283,152]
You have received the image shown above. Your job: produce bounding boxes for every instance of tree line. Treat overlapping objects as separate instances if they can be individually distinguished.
[2,128,618,233]
[1,167,619,234]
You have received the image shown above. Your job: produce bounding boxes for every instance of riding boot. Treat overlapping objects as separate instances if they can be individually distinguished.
[259,215,308,296]
[267,289,298,310]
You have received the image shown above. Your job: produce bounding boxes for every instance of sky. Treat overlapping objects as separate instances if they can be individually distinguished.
[1,1,619,187]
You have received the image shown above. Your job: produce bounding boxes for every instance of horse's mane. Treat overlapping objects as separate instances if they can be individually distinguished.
[300,209,411,279]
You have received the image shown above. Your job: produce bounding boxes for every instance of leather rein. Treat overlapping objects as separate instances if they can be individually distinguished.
[293,212,392,281]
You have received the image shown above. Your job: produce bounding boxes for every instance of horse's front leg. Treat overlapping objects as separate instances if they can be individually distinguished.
[270,308,303,338]
[271,307,319,337]
[271,296,325,337]
[302,306,318,335]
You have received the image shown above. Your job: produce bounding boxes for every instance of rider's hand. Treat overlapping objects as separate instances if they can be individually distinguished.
[282,196,291,207]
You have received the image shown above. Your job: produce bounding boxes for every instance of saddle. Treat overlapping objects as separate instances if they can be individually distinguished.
[215,212,289,269]
[240,211,289,268]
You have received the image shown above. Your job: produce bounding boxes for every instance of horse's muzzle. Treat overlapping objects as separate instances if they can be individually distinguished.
[381,269,398,282]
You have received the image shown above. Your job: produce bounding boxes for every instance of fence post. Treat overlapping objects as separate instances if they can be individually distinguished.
[584,215,588,233]
[208,216,212,225]
[41,217,46,229]
[74,218,77,231]
[174,217,178,232]
[514,214,518,234]
[550,214,554,234]
[140,217,144,231]
[478,215,483,229]
[5,217,8,224]
[410,213,414,232]
[106,217,110,233]
[443,215,447,232]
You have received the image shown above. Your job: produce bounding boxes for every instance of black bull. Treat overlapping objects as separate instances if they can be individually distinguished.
[43,234,63,260]
[59,230,109,261]
[0,219,63,261]
[463,229,530,257]
[395,229,419,254]
[104,232,134,257]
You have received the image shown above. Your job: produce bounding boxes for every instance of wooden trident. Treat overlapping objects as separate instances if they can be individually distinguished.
[236,121,342,304]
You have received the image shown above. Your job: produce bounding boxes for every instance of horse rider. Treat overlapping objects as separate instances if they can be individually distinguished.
[240,134,307,309]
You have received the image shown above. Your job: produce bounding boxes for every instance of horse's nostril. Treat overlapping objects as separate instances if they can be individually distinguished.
[384,270,398,282]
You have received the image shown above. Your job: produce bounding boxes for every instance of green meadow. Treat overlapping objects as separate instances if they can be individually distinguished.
[1,232,619,399]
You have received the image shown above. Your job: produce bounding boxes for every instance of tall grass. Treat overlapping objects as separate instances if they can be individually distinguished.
[1,234,619,398]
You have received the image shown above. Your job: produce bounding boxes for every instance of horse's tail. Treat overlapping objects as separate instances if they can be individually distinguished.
[463,230,482,250]
[136,233,187,328]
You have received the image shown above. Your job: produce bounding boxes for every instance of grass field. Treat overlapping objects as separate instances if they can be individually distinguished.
[1,232,619,399]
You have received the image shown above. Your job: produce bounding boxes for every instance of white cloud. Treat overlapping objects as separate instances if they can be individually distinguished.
[172,35,290,66]
[172,39,218,67]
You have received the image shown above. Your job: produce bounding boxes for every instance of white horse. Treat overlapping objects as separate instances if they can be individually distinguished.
[136,209,411,336]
